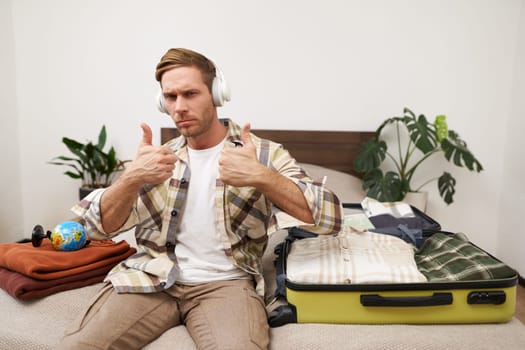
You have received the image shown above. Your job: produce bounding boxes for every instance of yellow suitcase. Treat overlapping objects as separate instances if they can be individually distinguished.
[268,204,518,326]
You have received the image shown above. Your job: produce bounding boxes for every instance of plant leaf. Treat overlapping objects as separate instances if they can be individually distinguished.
[97,125,107,150]
[362,168,382,190]
[434,115,448,142]
[49,155,85,173]
[375,116,407,138]
[441,130,483,172]
[62,137,86,161]
[403,107,416,118]
[363,169,404,202]
[64,171,83,179]
[438,172,456,205]
[106,147,117,174]
[352,140,387,173]
[405,112,437,154]
[49,156,81,163]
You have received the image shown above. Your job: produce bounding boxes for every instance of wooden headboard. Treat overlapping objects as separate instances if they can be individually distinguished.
[161,128,375,178]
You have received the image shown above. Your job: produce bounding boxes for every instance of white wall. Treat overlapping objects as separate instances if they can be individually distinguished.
[498,2,525,276]
[3,0,524,273]
[0,0,24,243]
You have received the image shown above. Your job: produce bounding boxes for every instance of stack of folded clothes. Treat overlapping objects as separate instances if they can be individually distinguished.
[0,239,136,300]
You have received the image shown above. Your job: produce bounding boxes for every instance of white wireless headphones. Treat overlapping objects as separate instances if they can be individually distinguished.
[156,59,231,114]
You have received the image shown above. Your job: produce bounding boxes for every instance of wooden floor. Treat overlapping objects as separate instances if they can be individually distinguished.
[516,283,525,324]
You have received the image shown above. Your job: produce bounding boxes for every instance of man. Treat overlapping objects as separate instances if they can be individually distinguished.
[59,48,342,350]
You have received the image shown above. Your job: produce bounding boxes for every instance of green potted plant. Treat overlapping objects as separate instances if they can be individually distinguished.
[49,125,129,199]
[352,107,483,206]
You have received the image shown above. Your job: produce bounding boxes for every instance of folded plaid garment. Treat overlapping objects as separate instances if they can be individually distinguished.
[286,231,427,285]
[415,232,516,282]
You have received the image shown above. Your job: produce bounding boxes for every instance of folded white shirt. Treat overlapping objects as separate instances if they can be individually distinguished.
[286,230,427,285]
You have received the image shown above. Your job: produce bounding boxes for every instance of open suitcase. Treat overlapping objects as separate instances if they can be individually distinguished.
[268,203,518,327]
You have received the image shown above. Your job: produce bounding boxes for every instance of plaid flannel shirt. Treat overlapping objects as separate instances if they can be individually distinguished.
[415,232,516,282]
[71,119,342,296]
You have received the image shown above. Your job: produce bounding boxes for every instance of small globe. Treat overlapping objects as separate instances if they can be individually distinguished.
[50,221,88,251]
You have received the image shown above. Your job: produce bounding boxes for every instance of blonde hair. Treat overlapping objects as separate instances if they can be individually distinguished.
[155,48,216,92]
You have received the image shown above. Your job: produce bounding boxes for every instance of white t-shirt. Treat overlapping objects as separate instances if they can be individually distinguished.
[175,139,249,284]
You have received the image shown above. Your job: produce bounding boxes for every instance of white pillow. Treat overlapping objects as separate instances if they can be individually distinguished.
[300,163,365,204]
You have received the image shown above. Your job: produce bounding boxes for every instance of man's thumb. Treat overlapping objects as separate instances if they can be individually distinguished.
[241,123,253,146]
[140,123,153,146]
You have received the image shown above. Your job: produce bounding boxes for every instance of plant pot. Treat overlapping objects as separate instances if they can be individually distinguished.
[403,191,428,212]
[79,187,95,200]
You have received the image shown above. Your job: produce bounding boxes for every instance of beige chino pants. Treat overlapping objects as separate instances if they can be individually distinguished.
[58,279,269,350]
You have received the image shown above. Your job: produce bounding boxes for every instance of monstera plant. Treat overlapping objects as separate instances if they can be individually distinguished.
[49,125,129,199]
[353,108,483,205]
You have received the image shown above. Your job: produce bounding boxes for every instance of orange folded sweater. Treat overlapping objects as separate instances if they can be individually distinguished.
[0,239,136,280]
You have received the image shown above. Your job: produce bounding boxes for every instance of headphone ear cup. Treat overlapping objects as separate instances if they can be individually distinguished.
[156,90,168,114]
[211,63,231,107]
[212,77,224,107]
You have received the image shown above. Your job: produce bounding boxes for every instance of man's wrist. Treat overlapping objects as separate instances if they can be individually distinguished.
[114,171,144,193]
[252,166,279,193]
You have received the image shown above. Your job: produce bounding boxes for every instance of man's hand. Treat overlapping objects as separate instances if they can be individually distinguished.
[219,123,267,187]
[121,123,178,188]
[219,122,314,223]
[100,123,178,233]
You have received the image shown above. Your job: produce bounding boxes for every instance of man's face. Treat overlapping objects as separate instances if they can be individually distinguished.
[160,66,217,140]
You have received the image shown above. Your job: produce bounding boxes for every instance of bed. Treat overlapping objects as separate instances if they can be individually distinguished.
[160,126,375,177]
[1,128,524,350]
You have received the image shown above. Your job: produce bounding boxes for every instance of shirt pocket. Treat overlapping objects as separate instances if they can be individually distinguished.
[225,186,270,240]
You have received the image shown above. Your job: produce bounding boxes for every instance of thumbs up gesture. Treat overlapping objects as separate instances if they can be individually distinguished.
[140,123,154,148]
[219,123,266,187]
[122,123,178,187]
